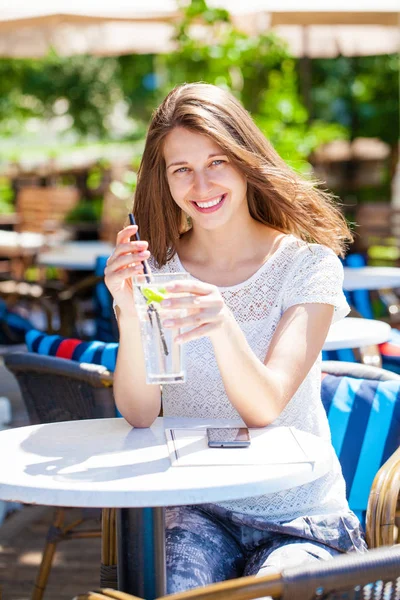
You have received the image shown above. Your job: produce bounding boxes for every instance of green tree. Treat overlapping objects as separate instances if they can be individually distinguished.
[162,0,346,171]
[312,55,399,147]
[0,54,121,137]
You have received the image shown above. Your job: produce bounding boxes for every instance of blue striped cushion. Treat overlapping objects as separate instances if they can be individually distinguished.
[321,373,400,520]
[26,329,118,372]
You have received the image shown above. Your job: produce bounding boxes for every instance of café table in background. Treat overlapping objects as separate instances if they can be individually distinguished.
[0,230,46,279]
[324,317,391,351]
[343,266,400,291]
[0,416,333,599]
[324,316,391,367]
[37,241,114,271]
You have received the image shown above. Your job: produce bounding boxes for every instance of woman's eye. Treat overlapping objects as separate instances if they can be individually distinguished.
[211,159,225,167]
[174,167,189,174]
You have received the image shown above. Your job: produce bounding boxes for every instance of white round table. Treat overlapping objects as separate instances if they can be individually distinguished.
[0,417,333,598]
[343,267,400,291]
[324,317,391,351]
[37,241,114,270]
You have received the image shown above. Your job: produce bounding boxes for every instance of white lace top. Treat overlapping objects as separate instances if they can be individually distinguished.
[150,234,351,521]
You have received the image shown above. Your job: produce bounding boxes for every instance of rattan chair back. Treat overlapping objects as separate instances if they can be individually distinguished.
[281,544,400,600]
[4,352,115,424]
[72,545,400,600]
[3,351,117,600]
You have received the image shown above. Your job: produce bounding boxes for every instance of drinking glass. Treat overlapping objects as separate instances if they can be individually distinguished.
[133,272,191,384]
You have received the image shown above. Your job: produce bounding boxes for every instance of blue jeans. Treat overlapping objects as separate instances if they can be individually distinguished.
[165,503,367,593]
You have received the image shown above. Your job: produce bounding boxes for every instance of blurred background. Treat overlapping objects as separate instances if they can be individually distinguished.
[0,1,398,250]
[0,4,399,598]
[0,0,398,342]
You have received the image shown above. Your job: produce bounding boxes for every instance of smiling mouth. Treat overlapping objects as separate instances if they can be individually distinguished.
[191,194,226,213]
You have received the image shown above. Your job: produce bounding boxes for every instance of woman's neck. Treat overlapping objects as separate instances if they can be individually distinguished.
[178,217,277,271]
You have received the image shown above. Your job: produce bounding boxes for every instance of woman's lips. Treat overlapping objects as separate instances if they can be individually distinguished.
[191,194,227,214]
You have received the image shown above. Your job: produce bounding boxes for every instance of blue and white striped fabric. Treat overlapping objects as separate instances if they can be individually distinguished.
[26,329,118,372]
[321,372,400,523]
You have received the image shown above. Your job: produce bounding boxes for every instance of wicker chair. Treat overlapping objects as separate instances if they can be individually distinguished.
[73,544,400,600]
[3,352,118,600]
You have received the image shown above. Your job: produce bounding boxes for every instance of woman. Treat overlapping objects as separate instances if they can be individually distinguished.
[105,83,366,592]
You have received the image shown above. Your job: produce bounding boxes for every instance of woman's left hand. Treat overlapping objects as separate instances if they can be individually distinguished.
[160,280,229,344]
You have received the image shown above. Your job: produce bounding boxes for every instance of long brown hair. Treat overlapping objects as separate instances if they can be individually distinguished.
[134,83,352,265]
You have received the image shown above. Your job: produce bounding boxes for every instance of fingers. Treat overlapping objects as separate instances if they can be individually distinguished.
[108,241,148,262]
[161,295,222,310]
[175,323,216,344]
[162,308,219,329]
[106,249,149,273]
[164,280,215,296]
[116,224,139,245]
[107,263,144,284]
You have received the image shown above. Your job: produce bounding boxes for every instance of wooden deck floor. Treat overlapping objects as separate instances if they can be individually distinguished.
[0,505,101,600]
[0,361,101,600]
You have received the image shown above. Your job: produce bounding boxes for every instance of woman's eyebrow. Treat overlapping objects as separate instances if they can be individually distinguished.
[166,153,225,169]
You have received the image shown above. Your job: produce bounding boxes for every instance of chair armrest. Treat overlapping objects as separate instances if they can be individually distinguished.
[57,274,103,337]
[366,446,400,547]
[73,591,144,600]
[58,274,103,302]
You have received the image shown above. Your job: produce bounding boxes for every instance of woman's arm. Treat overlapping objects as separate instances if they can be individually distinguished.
[113,308,161,428]
[104,225,161,428]
[161,280,333,427]
[209,302,333,426]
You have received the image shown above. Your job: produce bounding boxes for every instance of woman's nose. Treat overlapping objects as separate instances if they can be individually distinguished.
[192,170,212,196]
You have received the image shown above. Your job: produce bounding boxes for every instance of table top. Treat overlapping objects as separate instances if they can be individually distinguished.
[323,316,391,351]
[37,241,114,270]
[0,417,332,509]
[0,230,45,258]
[343,266,400,291]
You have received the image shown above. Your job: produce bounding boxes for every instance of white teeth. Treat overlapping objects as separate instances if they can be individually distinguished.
[195,195,224,208]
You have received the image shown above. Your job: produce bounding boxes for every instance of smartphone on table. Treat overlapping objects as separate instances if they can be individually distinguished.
[207,427,251,448]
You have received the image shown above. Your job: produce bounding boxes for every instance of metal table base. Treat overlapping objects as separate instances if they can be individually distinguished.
[117,507,166,599]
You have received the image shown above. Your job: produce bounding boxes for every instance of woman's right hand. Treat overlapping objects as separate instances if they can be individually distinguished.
[104,224,150,315]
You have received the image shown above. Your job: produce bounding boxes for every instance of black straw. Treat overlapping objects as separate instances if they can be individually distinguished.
[129,213,149,276]
[129,212,169,356]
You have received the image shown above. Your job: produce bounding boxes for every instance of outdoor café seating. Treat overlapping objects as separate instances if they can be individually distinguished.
[3,348,400,598]
[3,352,118,600]
[74,543,400,600]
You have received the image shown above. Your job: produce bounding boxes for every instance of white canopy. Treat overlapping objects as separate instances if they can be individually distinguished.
[0,1,398,57]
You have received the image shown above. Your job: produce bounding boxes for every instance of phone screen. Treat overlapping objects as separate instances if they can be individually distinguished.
[207,427,250,448]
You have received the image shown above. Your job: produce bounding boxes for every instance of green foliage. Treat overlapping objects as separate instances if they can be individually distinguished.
[0,176,14,213]
[65,198,102,223]
[117,54,159,125]
[163,0,346,170]
[312,55,399,146]
[110,170,137,200]
[0,54,122,137]
[0,0,396,177]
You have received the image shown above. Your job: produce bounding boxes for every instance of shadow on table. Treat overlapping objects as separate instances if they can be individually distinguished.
[21,421,170,482]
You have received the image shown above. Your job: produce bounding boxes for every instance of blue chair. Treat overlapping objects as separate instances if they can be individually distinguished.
[93,255,118,343]
[322,360,400,547]
[0,298,35,344]
[58,255,118,342]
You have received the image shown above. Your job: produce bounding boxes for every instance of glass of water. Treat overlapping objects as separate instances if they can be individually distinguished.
[133,272,191,384]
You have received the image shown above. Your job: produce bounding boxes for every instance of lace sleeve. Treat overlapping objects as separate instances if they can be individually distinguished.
[282,244,350,324]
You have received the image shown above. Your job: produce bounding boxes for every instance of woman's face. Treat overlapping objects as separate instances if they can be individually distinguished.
[164,127,248,231]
